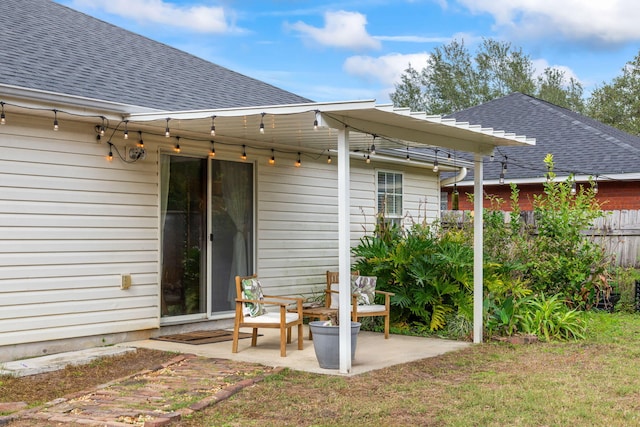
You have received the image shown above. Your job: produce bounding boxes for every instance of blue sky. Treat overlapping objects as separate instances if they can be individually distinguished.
[55,0,640,105]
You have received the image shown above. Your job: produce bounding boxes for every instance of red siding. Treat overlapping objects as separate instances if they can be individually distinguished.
[448,181,640,211]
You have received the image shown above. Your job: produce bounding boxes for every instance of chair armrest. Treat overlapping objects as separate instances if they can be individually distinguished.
[374,290,395,296]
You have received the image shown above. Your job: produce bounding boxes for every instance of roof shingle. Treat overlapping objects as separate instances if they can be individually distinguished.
[0,0,311,111]
[445,93,640,181]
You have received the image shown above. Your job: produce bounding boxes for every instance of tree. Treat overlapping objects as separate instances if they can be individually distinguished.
[586,51,640,136]
[391,38,584,115]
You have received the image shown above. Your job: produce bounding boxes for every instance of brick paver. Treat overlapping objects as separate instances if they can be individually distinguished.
[2,354,280,427]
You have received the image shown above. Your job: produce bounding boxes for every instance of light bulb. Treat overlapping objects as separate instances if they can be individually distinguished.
[165,118,170,138]
[210,115,216,136]
[241,145,247,160]
[209,141,216,157]
[269,149,275,165]
[295,152,301,167]
[53,110,59,131]
[0,102,5,125]
[327,154,332,164]
[174,136,181,153]
[123,120,129,140]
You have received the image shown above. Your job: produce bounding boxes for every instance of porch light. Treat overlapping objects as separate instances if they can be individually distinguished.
[0,102,5,125]
[210,115,216,136]
[137,131,144,148]
[295,152,301,167]
[174,136,181,153]
[259,112,265,134]
[53,109,59,131]
[209,141,216,157]
[269,149,275,165]
[165,118,170,137]
[241,145,247,160]
[123,120,129,140]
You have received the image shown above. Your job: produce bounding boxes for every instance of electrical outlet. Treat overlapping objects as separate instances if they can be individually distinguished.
[121,274,132,290]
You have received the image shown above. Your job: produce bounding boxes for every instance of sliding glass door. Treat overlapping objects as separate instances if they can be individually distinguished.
[160,154,254,319]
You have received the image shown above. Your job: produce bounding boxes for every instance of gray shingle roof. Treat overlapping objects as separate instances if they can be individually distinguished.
[0,0,311,111]
[444,93,640,181]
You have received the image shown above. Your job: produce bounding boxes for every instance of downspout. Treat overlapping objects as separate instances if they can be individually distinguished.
[440,167,468,187]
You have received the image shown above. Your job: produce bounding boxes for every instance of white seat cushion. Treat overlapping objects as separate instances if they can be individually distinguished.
[243,311,299,324]
[355,304,386,313]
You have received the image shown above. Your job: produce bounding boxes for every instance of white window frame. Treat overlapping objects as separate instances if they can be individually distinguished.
[376,170,404,227]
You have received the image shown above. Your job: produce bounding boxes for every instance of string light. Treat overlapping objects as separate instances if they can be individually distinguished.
[327,154,332,164]
[173,136,181,153]
[241,144,247,160]
[406,146,411,161]
[499,162,506,184]
[210,115,216,136]
[570,179,577,195]
[123,120,129,140]
[370,135,376,155]
[53,109,59,131]
[594,175,599,194]
[433,148,439,172]
[366,152,371,164]
[209,140,216,157]
[165,118,170,138]
[137,130,144,148]
[99,116,106,136]
[107,143,113,161]
[295,152,301,167]
[313,110,319,130]
[269,149,275,165]
[259,112,265,134]
[1,101,6,125]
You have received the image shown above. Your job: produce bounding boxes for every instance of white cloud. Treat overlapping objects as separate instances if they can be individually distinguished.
[457,0,640,44]
[531,59,580,83]
[68,0,234,33]
[289,10,381,50]
[343,53,430,86]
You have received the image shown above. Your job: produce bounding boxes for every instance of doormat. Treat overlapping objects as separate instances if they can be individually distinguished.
[151,330,255,345]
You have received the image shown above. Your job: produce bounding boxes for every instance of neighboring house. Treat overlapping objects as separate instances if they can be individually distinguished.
[442,93,640,211]
[0,0,532,361]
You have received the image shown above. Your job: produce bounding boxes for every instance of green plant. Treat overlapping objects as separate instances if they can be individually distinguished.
[521,293,586,341]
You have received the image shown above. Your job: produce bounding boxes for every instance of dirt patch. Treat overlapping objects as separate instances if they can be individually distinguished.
[0,348,175,409]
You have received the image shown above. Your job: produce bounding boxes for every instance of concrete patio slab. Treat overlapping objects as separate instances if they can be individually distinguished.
[120,325,471,376]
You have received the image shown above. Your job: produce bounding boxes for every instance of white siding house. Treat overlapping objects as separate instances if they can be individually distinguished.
[0,0,533,362]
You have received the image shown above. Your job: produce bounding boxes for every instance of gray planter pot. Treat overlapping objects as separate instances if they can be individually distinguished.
[308,321,361,369]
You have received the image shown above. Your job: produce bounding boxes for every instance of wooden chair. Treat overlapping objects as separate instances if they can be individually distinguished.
[233,274,304,357]
[325,271,394,339]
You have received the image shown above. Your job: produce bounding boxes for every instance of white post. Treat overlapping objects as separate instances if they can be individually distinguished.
[473,153,484,344]
[337,127,352,373]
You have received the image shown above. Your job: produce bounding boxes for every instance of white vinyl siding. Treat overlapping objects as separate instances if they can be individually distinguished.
[0,112,441,351]
[0,113,160,347]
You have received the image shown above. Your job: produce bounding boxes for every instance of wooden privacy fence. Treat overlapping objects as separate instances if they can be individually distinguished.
[441,209,640,267]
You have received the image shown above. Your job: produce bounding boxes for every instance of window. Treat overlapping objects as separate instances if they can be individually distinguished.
[377,171,403,226]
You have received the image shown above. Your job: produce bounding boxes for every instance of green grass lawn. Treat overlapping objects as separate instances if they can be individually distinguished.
[175,312,640,426]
